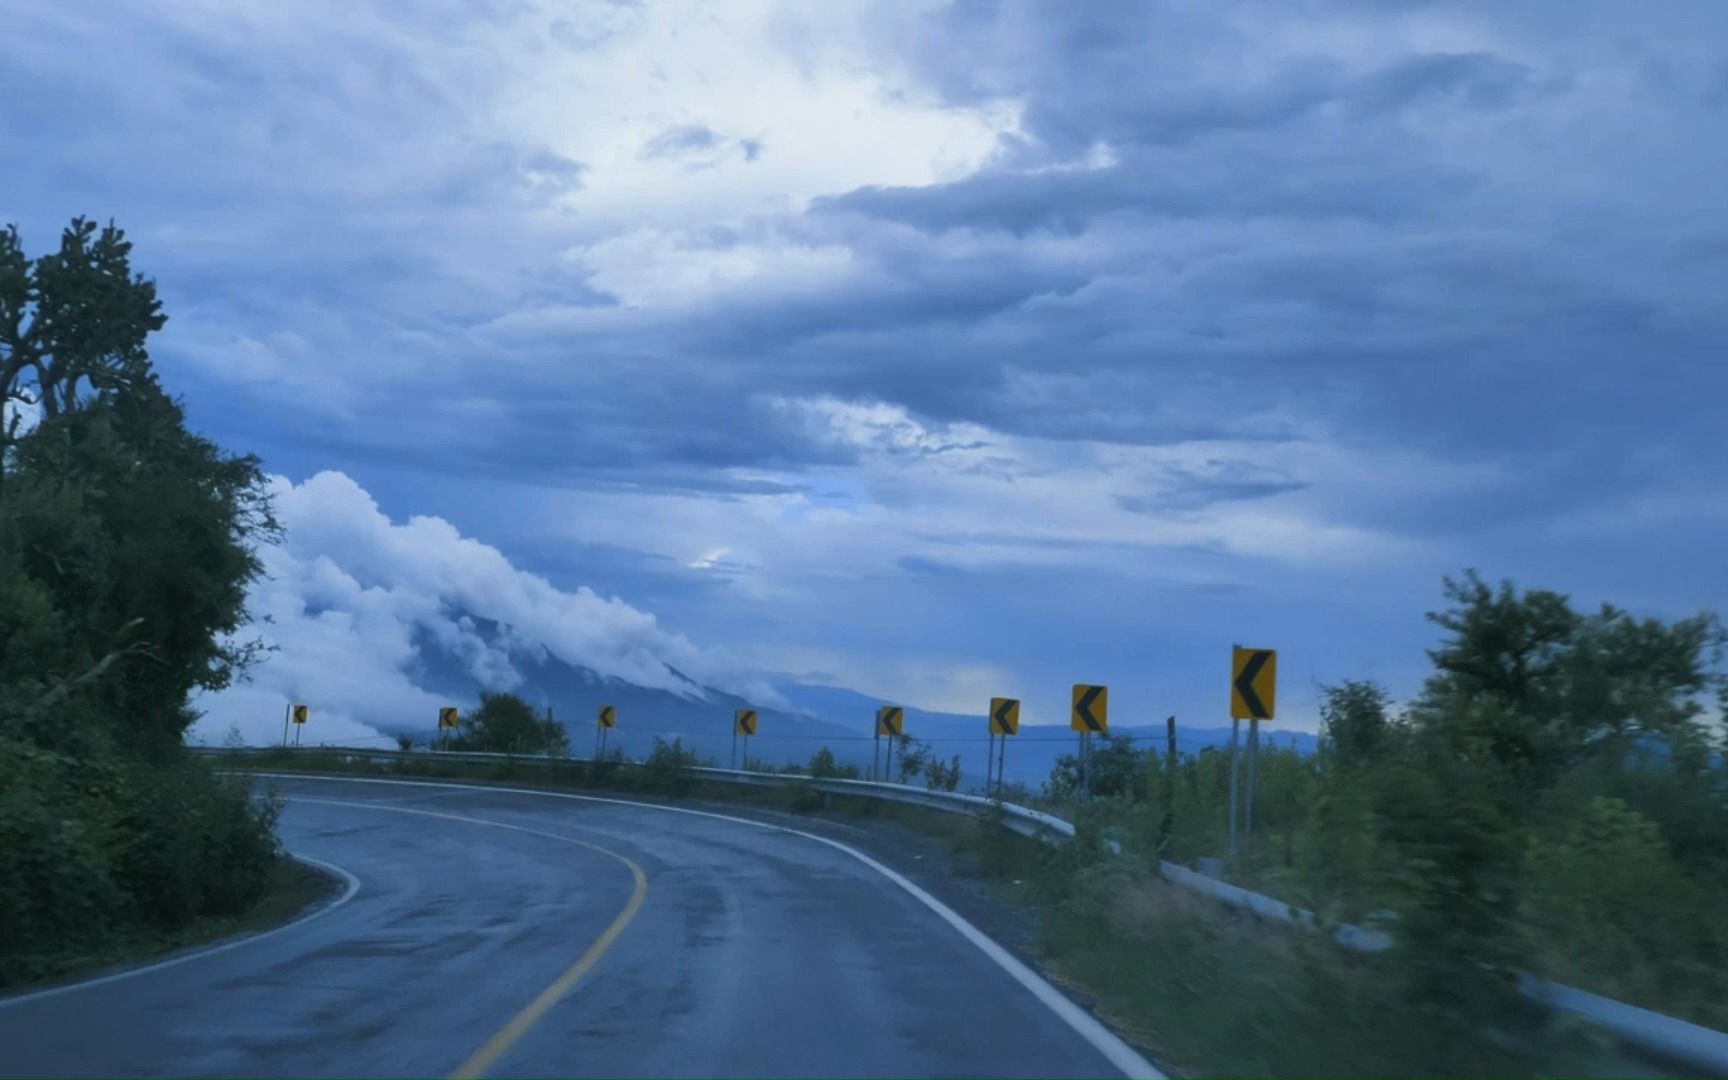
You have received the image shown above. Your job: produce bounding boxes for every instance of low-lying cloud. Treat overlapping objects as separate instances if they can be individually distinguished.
[190,470,782,746]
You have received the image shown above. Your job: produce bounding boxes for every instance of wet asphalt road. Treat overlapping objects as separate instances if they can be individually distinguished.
[0,776,1155,1078]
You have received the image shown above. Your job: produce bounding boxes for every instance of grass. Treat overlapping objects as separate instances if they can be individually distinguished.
[5,855,341,995]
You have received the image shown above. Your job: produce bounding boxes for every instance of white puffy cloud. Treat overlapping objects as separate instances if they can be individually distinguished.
[190,470,781,746]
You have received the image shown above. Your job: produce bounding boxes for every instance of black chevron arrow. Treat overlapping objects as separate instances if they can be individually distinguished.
[1234,651,1271,719]
[1074,686,1104,731]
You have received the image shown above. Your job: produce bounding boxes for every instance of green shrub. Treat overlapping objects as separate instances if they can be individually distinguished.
[110,757,280,930]
[638,736,704,794]
[0,739,126,983]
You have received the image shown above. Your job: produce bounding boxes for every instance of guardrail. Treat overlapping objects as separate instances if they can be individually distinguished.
[201,744,1728,1075]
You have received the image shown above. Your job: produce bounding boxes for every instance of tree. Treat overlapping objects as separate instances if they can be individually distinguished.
[0,218,279,982]
[1412,571,1726,784]
[807,746,860,780]
[894,734,930,783]
[925,753,962,792]
[1,218,165,483]
[2,376,277,758]
[0,220,275,760]
[1318,680,1392,770]
[450,692,569,755]
[1046,731,1146,801]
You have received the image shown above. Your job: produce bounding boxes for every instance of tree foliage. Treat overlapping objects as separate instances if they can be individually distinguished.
[0,219,279,986]
[1318,679,1390,770]
[1045,572,1728,1029]
[448,691,569,756]
[1047,731,1146,801]
[0,218,164,468]
[807,746,861,780]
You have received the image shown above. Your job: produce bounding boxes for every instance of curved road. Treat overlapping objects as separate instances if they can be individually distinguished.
[0,775,1157,1078]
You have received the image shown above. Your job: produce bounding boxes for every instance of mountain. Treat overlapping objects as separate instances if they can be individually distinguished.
[385,615,871,770]
[376,613,1318,790]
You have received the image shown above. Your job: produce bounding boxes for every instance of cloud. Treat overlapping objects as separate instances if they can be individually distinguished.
[10,2,1726,738]
[190,470,782,746]
[638,123,763,168]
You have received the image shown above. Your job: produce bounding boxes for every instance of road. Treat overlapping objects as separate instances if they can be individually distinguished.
[0,775,1158,1078]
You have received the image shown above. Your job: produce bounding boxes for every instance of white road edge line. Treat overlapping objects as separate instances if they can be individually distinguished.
[0,853,361,1010]
[242,771,1166,1080]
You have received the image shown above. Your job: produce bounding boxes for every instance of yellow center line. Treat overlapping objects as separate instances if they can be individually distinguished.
[282,797,649,1080]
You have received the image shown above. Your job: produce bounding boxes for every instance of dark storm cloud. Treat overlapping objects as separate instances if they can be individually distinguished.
[5,0,1725,567]
[815,150,1481,234]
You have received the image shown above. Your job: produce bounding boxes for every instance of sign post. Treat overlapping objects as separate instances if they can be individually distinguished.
[1162,715,1177,847]
[733,709,757,770]
[1070,685,1107,802]
[1229,646,1277,852]
[290,704,308,747]
[596,704,616,759]
[438,706,459,750]
[875,706,904,781]
[281,703,291,748]
[989,697,1019,797]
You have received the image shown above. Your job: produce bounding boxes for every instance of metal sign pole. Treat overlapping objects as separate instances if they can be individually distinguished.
[1080,731,1091,803]
[996,731,1007,798]
[1246,717,1260,837]
[281,704,290,748]
[1163,715,1177,846]
[1228,717,1240,856]
[731,725,738,771]
[985,730,995,794]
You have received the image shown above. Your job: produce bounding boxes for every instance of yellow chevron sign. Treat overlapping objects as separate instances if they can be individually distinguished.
[735,709,758,736]
[1070,685,1107,733]
[597,704,617,729]
[989,697,1020,736]
[291,704,309,724]
[1231,647,1277,720]
[438,706,459,729]
[876,705,904,737]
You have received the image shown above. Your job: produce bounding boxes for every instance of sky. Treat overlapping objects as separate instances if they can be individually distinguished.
[4,1,1726,741]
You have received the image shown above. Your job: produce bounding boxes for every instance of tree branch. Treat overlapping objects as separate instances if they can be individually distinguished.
[31,618,155,712]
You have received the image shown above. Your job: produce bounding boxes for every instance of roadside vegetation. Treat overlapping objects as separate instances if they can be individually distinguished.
[0,219,286,988]
[231,573,1728,1076]
[1028,573,1728,1036]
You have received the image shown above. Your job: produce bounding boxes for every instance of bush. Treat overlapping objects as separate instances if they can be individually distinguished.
[111,757,280,929]
[0,740,278,986]
[807,746,860,780]
[0,739,126,983]
[639,736,704,794]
